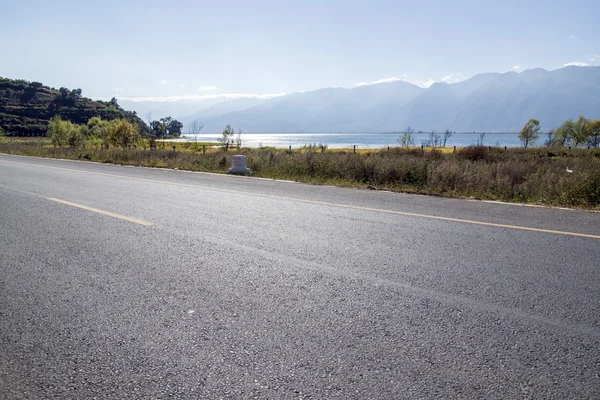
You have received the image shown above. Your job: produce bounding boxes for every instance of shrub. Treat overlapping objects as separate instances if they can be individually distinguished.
[457,146,487,161]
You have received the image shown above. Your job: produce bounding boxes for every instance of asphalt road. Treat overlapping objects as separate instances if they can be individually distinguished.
[1,153,599,399]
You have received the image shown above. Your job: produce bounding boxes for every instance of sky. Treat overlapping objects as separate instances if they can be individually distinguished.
[1,0,599,105]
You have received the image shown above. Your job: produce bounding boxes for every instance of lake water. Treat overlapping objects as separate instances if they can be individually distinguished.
[178,132,527,149]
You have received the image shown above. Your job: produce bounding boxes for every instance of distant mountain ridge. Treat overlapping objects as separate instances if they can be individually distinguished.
[193,66,600,133]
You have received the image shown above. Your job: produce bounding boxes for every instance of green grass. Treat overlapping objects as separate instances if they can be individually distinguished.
[1,139,599,209]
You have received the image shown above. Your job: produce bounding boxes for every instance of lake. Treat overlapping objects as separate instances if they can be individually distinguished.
[177,132,530,149]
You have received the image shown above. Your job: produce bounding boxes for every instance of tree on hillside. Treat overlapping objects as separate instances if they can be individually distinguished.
[519,118,540,148]
[59,87,69,99]
[588,120,600,148]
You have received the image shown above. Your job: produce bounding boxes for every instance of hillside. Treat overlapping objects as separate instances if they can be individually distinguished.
[0,77,148,136]
[196,66,600,133]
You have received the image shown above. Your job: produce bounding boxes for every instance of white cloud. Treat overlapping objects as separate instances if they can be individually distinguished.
[354,76,403,86]
[114,93,287,103]
[158,79,171,85]
[179,84,185,88]
[591,54,600,62]
[115,88,124,92]
[563,61,589,67]
[511,65,522,71]
[569,34,578,40]
[420,78,436,88]
[440,73,464,83]
[198,85,218,92]
[371,76,402,84]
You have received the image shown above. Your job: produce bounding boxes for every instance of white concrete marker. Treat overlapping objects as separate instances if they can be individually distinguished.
[228,155,251,174]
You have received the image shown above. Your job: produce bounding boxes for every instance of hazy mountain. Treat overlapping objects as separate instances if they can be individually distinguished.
[198,66,600,133]
[201,81,424,132]
[118,99,226,122]
[178,98,266,128]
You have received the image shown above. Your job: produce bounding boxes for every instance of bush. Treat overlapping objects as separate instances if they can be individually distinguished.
[457,146,488,161]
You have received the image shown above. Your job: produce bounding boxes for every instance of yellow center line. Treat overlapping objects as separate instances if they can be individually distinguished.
[2,157,599,239]
[47,198,153,227]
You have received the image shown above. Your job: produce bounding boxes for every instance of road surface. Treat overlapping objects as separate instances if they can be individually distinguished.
[1,153,599,399]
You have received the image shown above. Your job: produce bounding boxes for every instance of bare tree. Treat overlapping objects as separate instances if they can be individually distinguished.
[477,132,486,146]
[442,128,453,147]
[398,126,414,148]
[235,129,242,149]
[189,120,203,148]
[427,130,441,147]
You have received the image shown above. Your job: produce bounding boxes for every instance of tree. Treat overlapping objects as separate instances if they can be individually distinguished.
[67,125,85,148]
[519,118,540,148]
[188,120,203,148]
[87,116,109,143]
[107,119,140,149]
[219,125,235,151]
[398,126,414,148]
[572,115,590,147]
[189,120,203,135]
[235,129,243,149]
[47,116,69,147]
[59,87,69,99]
[168,119,183,136]
[587,120,600,148]
[554,119,576,146]
[544,129,556,146]
[442,128,453,147]
[150,120,164,138]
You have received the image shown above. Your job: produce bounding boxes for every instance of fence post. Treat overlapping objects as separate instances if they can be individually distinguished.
[288,145,292,154]
[172,146,176,151]
[353,145,356,154]
[453,146,456,153]
[202,144,206,154]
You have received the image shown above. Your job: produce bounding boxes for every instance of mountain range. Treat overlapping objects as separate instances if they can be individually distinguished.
[177,66,600,133]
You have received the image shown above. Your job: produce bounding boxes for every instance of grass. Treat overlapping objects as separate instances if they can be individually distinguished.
[1,138,599,209]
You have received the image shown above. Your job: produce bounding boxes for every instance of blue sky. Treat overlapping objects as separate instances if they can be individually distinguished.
[1,0,599,103]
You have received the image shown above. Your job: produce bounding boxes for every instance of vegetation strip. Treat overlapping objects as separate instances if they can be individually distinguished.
[3,158,597,239]
[46,197,152,226]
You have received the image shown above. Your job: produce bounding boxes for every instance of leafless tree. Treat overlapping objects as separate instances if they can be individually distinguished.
[442,128,453,147]
[189,120,203,148]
